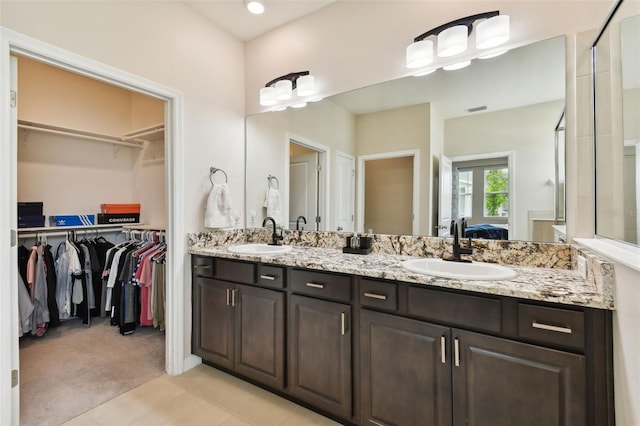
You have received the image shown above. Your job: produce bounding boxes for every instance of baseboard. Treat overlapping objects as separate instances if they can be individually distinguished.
[182,354,202,373]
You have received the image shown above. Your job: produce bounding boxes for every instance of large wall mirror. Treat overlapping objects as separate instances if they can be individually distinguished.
[246,36,567,242]
[593,0,639,246]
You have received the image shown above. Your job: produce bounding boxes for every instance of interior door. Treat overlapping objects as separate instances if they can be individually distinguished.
[335,152,355,232]
[290,152,318,230]
[438,154,453,237]
[0,54,20,425]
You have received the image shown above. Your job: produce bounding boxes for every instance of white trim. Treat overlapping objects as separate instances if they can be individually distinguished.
[335,151,356,233]
[285,132,331,232]
[0,27,186,423]
[357,149,420,235]
[574,237,640,273]
[449,151,515,238]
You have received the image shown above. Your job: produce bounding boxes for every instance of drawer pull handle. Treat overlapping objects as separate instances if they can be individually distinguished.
[260,275,276,281]
[193,265,211,269]
[454,338,460,367]
[440,336,446,364]
[364,292,387,300]
[532,322,572,334]
[306,282,324,289]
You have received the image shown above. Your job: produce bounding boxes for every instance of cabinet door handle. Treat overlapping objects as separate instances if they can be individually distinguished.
[532,322,572,334]
[454,338,460,367]
[231,289,237,307]
[341,312,346,335]
[441,336,446,364]
[260,274,276,281]
[306,282,324,289]
[226,288,230,306]
[364,292,387,300]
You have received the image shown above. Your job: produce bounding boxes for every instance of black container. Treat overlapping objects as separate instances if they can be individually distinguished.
[18,202,43,217]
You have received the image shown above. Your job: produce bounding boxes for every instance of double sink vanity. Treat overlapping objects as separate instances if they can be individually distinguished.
[189,231,614,426]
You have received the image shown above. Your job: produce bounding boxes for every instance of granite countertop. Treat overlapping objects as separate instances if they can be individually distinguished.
[189,245,614,310]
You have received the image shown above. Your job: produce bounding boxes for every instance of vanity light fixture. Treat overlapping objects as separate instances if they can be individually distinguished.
[244,0,265,15]
[406,11,510,70]
[259,71,316,109]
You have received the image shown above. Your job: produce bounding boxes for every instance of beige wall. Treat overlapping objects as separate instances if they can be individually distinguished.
[364,156,413,235]
[356,103,431,234]
[17,57,166,226]
[245,99,355,229]
[445,100,564,241]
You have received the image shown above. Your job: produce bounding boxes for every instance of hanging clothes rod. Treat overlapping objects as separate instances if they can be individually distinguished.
[18,120,144,149]
[122,123,165,141]
[17,225,125,240]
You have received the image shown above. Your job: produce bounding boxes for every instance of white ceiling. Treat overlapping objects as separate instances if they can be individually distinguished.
[182,0,337,41]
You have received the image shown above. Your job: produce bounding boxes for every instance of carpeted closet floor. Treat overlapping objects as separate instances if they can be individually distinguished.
[19,317,165,426]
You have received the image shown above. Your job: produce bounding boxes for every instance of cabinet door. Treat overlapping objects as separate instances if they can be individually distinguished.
[453,329,586,426]
[193,277,234,369]
[234,284,285,390]
[360,310,452,426]
[289,295,352,419]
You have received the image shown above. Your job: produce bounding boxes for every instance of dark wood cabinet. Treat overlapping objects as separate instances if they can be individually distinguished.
[192,255,612,426]
[289,294,353,420]
[360,309,452,426]
[192,257,285,390]
[453,329,586,426]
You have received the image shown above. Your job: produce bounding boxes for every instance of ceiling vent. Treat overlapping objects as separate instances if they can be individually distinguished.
[466,105,488,113]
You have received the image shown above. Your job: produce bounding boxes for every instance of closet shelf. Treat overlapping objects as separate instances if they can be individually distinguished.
[18,120,145,149]
[18,223,143,235]
[122,123,164,142]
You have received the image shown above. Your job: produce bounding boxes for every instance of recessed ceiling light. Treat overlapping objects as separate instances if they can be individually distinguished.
[244,0,265,15]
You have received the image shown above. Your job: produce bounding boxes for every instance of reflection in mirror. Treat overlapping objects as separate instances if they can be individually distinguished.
[593,0,639,246]
[246,36,566,242]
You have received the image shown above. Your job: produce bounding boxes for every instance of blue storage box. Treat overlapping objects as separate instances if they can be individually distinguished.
[49,215,95,227]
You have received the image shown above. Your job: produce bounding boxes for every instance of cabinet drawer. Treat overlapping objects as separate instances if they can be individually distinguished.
[407,286,502,333]
[258,265,286,289]
[192,256,215,278]
[518,303,585,350]
[358,278,397,311]
[216,259,256,284]
[290,269,351,302]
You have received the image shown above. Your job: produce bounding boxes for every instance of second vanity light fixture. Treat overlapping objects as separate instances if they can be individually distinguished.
[406,11,510,73]
[259,71,316,109]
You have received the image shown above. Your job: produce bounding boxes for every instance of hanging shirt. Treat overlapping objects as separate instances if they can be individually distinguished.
[55,240,82,320]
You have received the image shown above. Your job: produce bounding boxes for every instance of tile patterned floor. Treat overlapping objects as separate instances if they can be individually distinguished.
[61,364,341,426]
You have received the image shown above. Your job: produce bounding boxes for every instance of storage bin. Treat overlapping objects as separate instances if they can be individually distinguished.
[18,202,43,217]
[100,203,141,214]
[97,213,140,224]
[18,215,45,228]
[49,215,95,226]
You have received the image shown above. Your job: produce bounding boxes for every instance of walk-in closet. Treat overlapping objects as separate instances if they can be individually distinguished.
[15,55,168,426]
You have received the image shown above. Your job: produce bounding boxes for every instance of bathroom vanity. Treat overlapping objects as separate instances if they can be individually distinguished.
[190,244,614,426]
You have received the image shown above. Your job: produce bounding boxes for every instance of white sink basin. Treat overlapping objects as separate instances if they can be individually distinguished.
[227,243,292,255]
[401,258,518,281]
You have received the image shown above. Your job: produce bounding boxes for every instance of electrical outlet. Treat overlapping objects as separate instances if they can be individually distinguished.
[577,255,588,279]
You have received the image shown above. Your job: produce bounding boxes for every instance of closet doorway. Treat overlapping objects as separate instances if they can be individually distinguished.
[0,29,185,426]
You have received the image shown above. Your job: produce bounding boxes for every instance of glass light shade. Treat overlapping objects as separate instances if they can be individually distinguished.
[476,15,510,49]
[437,25,468,57]
[244,0,265,14]
[443,60,471,71]
[406,40,434,68]
[275,79,292,100]
[296,74,315,96]
[478,50,508,59]
[291,102,307,109]
[260,86,276,106]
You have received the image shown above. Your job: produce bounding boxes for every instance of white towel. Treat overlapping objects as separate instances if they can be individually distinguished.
[205,183,234,228]
[263,187,283,226]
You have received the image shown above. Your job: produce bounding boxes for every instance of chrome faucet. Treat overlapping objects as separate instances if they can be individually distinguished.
[444,219,472,263]
[262,216,283,246]
[296,215,307,231]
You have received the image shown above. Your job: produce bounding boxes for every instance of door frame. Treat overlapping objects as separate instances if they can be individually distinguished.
[285,132,330,231]
[0,27,186,425]
[449,151,515,237]
[357,149,420,235]
[335,151,355,233]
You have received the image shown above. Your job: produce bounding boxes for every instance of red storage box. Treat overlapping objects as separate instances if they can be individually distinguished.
[100,203,141,214]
